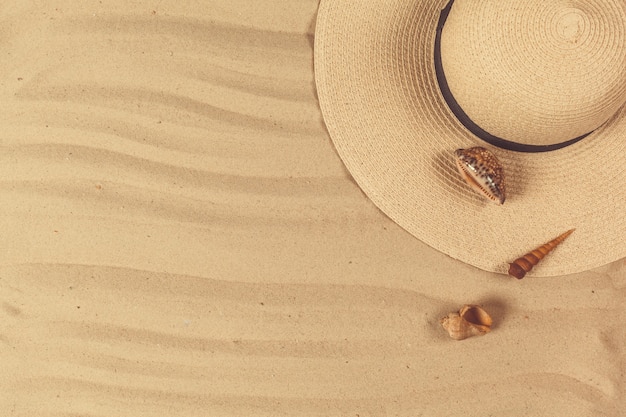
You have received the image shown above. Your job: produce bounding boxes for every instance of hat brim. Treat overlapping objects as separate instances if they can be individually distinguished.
[314,0,626,276]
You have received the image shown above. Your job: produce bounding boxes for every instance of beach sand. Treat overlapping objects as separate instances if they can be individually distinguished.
[1,1,625,415]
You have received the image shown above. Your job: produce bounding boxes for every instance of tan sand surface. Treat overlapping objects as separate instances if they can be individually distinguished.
[1,1,625,416]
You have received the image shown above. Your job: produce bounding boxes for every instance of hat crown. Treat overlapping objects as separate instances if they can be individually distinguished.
[440,0,626,146]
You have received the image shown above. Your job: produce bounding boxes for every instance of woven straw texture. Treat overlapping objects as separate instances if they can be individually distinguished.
[315,0,626,276]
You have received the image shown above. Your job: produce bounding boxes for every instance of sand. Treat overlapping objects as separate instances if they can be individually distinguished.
[1,1,625,416]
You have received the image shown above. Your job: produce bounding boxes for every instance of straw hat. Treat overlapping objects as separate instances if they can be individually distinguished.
[314,0,626,276]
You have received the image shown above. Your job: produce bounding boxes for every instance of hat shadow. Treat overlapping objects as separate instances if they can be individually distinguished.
[307,6,319,104]
[306,7,359,184]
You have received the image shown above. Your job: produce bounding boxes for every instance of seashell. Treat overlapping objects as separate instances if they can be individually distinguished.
[508,229,575,279]
[454,147,506,204]
[440,304,493,340]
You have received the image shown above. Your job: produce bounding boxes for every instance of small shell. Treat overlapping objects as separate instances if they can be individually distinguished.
[440,304,493,340]
[454,147,506,204]
[508,229,575,279]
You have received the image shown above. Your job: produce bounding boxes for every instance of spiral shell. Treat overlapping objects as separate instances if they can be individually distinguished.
[440,304,493,340]
[508,229,575,279]
[454,147,506,204]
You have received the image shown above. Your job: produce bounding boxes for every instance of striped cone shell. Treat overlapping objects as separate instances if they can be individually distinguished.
[508,229,575,279]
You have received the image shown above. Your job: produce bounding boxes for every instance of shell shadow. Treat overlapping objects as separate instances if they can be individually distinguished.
[474,295,509,331]
[431,149,488,209]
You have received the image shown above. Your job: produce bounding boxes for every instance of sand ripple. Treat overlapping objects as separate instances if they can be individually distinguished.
[1,2,624,416]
